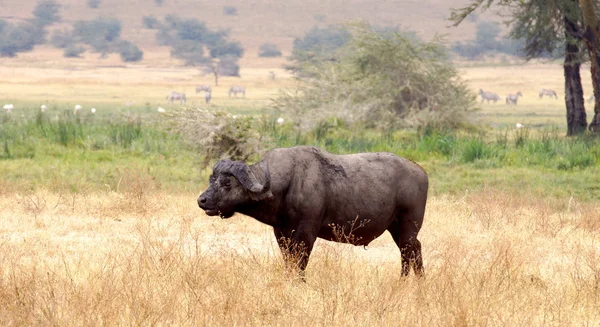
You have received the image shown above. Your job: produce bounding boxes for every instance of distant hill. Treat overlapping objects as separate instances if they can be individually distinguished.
[0,0,492,65]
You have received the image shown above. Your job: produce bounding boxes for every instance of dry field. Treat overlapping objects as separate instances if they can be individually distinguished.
[461,62,596,128]
[0,47,295,114]
[0,53,586,128]
[1,186,599,326]
[2,19,600,324]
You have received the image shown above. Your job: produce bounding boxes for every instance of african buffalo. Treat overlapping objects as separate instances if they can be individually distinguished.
[197,146,428,277]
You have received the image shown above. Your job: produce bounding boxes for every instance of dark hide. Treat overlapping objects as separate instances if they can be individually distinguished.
[198,146,429,277]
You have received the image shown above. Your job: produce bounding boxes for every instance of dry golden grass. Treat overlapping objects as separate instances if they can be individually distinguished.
[1,184,599,326]
[0,47,294,109]
[0,53,579,127]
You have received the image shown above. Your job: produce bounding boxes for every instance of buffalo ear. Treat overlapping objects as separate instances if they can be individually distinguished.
[249,190,274,201]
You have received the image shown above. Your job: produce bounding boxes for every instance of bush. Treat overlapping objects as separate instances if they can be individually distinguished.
[170,40,208,65]
[286,24,351,74]
[209,40,244,58]
[452,21,525,59]
[50,29,73,48]
[258,43,282,57]
[33,0,61,27]
[292,25,350,55]
[72,17,121,55]
[87,0,101,8]
[475,21,501,51]
[0,23,38,57]
[223,6,238,16]
[219,56,240,76]
[275,23,477,133]
[155,15,243,70]
[165,108,267,167]
[117,40,143,62]
[63,45,85,57]
[142,16,160,29]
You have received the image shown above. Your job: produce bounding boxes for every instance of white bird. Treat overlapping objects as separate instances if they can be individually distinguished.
[277,117,284,124]
[41,105,47,112]
[91,108,96,114]
[74,104,82,110]
[3,104,14,113]
[157,107,166,113]
[516,123,524,129]
[232,115,238,119]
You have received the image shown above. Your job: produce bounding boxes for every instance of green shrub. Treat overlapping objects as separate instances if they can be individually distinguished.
[292,25,350,55]
[33,0,61,27]
[0,23,39,57]
[219,56,240,76]
[50,29,73,48]
[452,21,525,59]
[117,40,143,62]
[258,43,282,57]
[142,16,160,29]
[209,40,244,59]
[276,22,477,134]
[63,45,85,57]
[87,0,101,8]
[223,6,238,16]
[72,17,121,55]
[155,15,243,74]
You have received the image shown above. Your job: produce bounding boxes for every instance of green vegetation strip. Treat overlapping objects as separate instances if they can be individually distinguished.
[1,112,599,200]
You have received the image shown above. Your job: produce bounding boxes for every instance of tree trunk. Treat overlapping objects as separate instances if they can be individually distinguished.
[564,17,588,136]
[578,0,600,132]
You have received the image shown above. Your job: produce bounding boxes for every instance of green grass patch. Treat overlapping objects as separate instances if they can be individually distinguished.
[1,109,599,201]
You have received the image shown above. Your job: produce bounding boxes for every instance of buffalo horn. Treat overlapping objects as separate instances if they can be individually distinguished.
[215,160,271,198]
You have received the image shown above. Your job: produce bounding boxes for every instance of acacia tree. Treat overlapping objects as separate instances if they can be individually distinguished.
[276,23,477,133]
[578,0,600,131]
[451,0,589,136]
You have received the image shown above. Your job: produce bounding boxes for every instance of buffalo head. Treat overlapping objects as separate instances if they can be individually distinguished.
[197,160,272,218]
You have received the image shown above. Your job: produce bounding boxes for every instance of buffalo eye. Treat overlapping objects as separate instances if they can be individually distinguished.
[209,175,216,184]
[221,178,231,190]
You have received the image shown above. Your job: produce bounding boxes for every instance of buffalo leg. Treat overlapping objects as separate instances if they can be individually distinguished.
[273,226,316,278]
[388,216,424,276]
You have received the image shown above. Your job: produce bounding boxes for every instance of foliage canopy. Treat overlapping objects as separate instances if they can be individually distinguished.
[277,23,477,133]
[155,15,243,75]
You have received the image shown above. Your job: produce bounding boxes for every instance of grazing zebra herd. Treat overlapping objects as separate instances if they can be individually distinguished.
[166,91,187,104]
[478,88,561,105]
[505,91,523,105]
[228,86,246,97]
[165,85,247,105]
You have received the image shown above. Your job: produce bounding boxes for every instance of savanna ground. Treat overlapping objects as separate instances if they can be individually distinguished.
[2,54,600,325]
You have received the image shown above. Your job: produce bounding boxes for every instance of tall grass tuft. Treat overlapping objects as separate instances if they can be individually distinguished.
[459,138,499,163]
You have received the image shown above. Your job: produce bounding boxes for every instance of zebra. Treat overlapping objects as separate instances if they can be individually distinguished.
[204,90,212,104]
[479,89,501,104]
[196,85,212,94]
[228,86,246,97]
[167,91,187,104]
[539,88,558,99]
[506,91,523,105]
